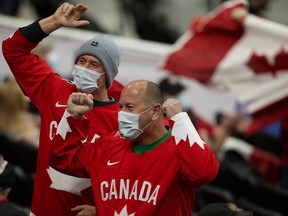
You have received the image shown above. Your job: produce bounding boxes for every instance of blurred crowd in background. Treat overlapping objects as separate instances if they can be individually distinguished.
[0,0,286,44]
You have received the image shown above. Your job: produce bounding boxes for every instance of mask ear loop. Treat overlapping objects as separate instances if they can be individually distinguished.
[139,105,153,115]
[138,105,155,132]
[96,72,106,89]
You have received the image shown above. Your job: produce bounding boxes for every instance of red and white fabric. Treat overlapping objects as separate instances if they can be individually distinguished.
[161,0,288,134]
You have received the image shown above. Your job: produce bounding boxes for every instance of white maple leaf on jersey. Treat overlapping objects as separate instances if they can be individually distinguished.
[47,167,91,195]
[114,205,135,216]
[171,113,205,149]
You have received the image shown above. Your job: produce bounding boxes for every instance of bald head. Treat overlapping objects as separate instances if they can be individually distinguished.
[121,80,163,106]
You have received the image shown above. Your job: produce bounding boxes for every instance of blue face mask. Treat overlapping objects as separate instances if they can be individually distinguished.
[118,106,152,140]
[72,65,105,93]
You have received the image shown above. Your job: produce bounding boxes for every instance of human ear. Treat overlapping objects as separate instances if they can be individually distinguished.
[151,103,161,121]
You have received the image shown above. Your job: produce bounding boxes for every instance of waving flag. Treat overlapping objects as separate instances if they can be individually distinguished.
[161,0,288,134]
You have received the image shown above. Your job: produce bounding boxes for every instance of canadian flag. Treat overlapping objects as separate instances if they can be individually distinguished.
[160,0,288,135]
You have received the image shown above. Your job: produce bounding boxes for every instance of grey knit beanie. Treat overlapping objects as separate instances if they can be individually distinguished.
[74,34,120,88]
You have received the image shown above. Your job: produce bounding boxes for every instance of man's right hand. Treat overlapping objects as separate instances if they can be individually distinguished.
[39,2,90,34]
[67,92,94,118]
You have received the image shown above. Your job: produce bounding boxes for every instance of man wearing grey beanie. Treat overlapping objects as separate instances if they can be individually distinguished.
[2,2,123,216]
[74,34,120,90]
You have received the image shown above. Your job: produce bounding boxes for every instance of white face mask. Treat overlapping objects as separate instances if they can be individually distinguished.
[118,106,153,140]
[72,65,105,93]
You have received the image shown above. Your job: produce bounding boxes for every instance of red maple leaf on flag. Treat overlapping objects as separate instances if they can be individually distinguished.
[246,48,288,76]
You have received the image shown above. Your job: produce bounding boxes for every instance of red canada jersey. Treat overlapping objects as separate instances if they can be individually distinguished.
[2,30,122,216]
[51,112,219,216]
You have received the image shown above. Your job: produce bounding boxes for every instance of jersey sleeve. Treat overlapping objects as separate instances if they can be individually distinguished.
[169,112,219,187]
[49,111,96,177]
[2,24,63,110]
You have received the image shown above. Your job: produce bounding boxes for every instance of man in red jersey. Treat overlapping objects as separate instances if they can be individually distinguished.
[50,80,219,216]
[2,2,123,216]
